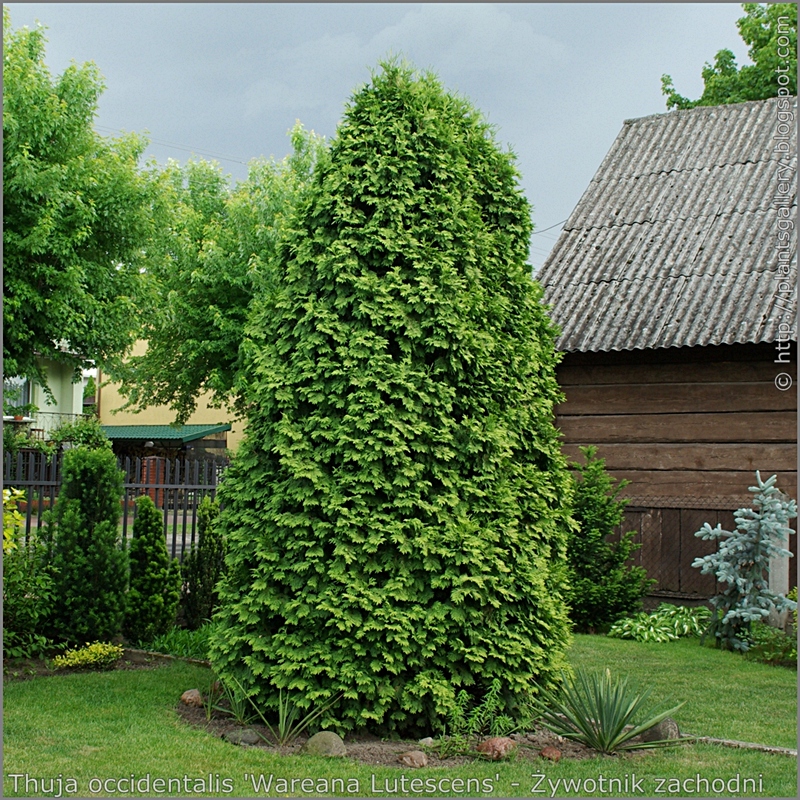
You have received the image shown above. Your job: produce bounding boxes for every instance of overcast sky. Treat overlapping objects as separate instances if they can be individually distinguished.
[7,2,750,269]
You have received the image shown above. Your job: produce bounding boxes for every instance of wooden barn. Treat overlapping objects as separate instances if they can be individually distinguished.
[537,98,797,601]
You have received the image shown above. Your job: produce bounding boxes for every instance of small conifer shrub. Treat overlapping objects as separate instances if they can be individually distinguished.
[566,447,654,633]
[46,445,128,643]
[210,60,574,734]
[52,641,124,670]
[181,496,226,630]
[692,472,797,650]
[123,495,181,645]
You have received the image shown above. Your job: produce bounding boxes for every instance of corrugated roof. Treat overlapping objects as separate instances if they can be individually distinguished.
[101,424,231,442]
[537,98,797,352]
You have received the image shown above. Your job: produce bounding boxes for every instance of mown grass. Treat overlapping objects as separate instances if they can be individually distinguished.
[569,634,797,748]
[2,635,797,798]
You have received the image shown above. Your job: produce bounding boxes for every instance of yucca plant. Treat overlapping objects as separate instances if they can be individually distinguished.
[222,675,341,746]
[531,668,685,754]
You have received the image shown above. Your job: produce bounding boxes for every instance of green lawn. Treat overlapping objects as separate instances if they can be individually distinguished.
[3,635,797,798]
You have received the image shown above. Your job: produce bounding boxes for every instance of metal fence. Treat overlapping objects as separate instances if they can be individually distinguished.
[3,450,228,560]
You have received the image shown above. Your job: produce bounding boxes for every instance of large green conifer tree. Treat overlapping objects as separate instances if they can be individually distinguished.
[209,62,573,734]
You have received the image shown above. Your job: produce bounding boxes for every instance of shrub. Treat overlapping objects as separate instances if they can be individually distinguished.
[210,60,574,735]
[123,495,181,645]
[45,446,128,643]
[2,489,57,659]
[52,641,124,670]
[692,472,797,650]
[608,604,712,643]
[180,495,226,630]
[49,415,110,450]
[566,447,654,633]
[744,621,797,667]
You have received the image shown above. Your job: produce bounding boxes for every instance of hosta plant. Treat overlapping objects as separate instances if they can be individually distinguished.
[607,613,678,643]
[608,604,712,642]
[531,668,685,754]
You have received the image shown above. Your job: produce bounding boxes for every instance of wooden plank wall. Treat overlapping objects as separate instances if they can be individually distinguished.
[556,342,797,596]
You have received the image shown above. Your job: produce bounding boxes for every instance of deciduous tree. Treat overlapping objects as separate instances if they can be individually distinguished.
[662,3,797,109]
[2,9,165,389]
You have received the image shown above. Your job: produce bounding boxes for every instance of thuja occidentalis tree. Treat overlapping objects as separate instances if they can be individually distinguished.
[209,60,575,735]
[692,471,797,650]
[46,445,128,643]
[123,495,181,645]
[566,447,654,633]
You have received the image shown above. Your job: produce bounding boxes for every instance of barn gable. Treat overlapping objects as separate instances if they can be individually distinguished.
[537,98,797,599]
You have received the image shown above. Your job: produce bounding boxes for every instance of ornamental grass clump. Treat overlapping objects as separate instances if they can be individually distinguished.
[692,472,797,651]
[209,60,574,735]
[532,668,685,754]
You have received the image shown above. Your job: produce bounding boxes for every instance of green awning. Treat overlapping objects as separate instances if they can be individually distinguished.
[101,423,231,444]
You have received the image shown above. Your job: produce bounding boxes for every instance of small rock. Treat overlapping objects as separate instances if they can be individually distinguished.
[476,736,517,760]
[223,728,261,746]
[398,750,428,768]
[180,689,203,707]
[302,730,346,757]
[639,717,680,743]
[418,736,434,747]
[540,746,561,762]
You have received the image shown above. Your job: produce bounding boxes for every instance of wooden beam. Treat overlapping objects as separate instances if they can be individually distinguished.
[562,443,797,472]
[556,382,795,414]
[557,411,797,443]
[557,360,794,387]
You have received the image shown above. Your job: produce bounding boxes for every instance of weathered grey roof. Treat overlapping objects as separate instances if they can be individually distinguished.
[537,98,797,352]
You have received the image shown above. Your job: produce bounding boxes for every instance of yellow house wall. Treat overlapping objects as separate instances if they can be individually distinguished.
[97,343,245,453]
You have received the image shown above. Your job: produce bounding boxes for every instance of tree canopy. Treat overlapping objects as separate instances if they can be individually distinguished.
[209,61,573,735]
[2,9,165,389]
[107,124,327,424]
[662,3,797,109]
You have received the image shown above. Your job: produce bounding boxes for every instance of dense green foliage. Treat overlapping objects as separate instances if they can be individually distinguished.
[565,447,654,633]
[692,472,797,651]
[45,445,127,643]
[49,415,110,450]
[2,10,165,390]
[143,622,215,660]
[744,620,797,667]
[662,3,797,108]
[51,641,124,670]
[209,61,574,735]
[180,496,226,629]
[110,125,327,424]
[123,495,181,645]
[2,490,57,659]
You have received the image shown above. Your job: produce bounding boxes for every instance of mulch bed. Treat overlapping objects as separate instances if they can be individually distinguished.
[2,648,176,682]
[175,701,600,767]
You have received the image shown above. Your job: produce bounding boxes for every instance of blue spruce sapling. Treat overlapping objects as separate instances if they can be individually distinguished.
[692,472,797,650]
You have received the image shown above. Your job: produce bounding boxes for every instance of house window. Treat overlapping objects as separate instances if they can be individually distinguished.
[3,376,31,413]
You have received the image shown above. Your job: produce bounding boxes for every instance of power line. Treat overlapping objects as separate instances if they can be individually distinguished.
[531,218,568,235]
[94,125,250,166]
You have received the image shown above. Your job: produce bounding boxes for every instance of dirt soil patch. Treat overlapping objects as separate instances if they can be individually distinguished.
[175,702,600,767]
[3,648,178,682]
